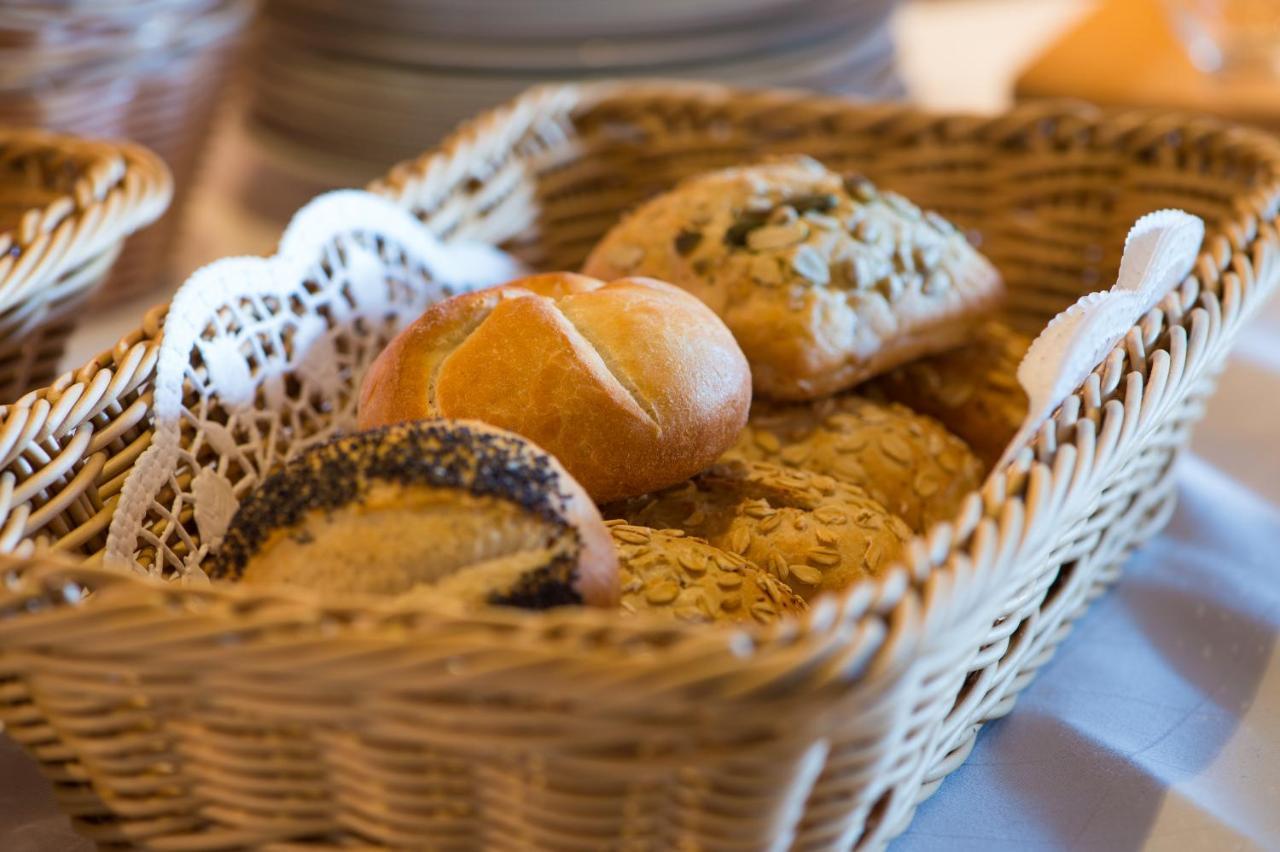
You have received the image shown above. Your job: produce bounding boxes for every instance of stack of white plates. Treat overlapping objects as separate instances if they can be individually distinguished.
[244,0,903,191]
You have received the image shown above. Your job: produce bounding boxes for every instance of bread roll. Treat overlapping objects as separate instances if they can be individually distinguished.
[207,419,618,609]
[582,156,1004,400]
[358,272,752,503]
[865,320,1030,467]
[726,395,982,532]
[607,460,911,600]
[610,521,806,625]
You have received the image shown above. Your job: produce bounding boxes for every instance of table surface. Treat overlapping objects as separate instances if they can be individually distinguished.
[11,1,1280,849]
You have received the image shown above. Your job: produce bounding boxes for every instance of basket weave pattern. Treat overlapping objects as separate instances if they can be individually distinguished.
[0,130,170,400]
[0,83,1278,849]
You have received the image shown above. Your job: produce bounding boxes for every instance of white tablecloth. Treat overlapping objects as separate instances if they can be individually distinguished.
[9,1,1280,849]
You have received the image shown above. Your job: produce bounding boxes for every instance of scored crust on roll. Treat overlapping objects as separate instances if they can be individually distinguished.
[357,272,752,503]
[582,155,1005,401]
[206,419,618,609]
[609,521,806,625]
[606,460,911,600]
[726,395,983,532]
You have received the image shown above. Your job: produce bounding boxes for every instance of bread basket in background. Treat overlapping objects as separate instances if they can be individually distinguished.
[0,129,170,401]
[0,0,251,301]
[0,82,1276,850]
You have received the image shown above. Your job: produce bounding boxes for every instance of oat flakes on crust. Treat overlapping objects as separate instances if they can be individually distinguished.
[864,319,1030,468]
[609,521,806,625]
[725,395,982,532]
[606,460,911,600]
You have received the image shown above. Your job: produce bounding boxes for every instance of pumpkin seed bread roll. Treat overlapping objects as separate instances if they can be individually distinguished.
[358,272,751,503]
[606,461,911,601]
[609,522,806,625]
[726,395,982,532]
[583,156,1004,401]
[864,319,1031,468]
[207,419,618,609]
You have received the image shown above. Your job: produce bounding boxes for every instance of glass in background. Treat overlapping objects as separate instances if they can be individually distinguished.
[1165,0,1280,76]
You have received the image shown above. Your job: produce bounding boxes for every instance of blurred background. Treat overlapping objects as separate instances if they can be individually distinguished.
[5,1,1280,849]
[3,0,1275,366]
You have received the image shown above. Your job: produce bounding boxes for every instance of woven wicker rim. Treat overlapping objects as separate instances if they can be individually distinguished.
[0,128,171,311]
[4,81,1279,709]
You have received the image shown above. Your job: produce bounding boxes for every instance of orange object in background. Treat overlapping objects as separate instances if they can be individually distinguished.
[1017,0,1280,129]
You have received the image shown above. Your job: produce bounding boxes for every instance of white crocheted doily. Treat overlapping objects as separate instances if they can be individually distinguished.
[105,190,524,582]
[997,209,1204,470]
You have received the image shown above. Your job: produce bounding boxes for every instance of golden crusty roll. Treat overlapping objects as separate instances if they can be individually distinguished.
[726,395,983,532]
[610,521,806,625]
[358,272,752,503]
[583,156,1005,401]
[607,460,911,600]
[864,320,1031,468]
[206,419,618,609]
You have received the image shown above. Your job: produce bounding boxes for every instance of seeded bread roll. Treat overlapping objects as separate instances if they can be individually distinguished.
[207,420,618,609]
[865,320,1031,468]
[358,272,751,503]
[606,460,911,600]
[726,395,983,532]
[583,156,1004,401]
[610,522,806,625]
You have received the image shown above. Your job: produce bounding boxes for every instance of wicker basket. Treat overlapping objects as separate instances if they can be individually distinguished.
[0,129,170,402]
[0,82,1277,850]
[0,0,251,301]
